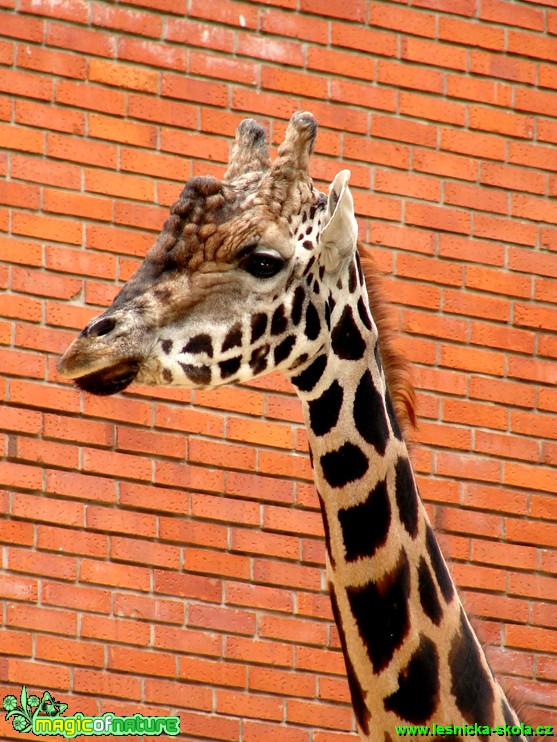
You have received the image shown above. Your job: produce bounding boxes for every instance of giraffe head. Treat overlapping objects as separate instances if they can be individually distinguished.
[58,112,362,396]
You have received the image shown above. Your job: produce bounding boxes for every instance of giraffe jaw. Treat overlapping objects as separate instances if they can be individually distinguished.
[70,359,141,396]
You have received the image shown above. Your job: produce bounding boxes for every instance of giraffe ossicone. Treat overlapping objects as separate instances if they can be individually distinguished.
[59,112,528,740]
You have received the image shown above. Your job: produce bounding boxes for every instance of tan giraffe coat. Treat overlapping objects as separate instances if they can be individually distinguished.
[59,113,529,742]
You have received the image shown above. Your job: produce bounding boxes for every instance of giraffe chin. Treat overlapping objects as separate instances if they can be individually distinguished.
[73,360,140,396]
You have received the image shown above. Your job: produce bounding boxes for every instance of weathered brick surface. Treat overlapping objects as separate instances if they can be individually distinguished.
[0,1,555,738]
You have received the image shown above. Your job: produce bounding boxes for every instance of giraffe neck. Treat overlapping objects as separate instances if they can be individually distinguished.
[289,261,524,739]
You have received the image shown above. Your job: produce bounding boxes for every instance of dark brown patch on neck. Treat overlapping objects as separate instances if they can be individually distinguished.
[449,608,495,727]
[329,582,371,736]
[347,548,411,674]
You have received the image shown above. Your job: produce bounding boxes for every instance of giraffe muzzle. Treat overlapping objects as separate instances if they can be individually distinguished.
[57,311,150,395]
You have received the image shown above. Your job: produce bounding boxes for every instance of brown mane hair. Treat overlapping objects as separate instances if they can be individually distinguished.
[357,243,416,434]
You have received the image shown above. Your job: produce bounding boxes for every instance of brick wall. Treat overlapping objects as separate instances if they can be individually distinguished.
[1,0,556,739]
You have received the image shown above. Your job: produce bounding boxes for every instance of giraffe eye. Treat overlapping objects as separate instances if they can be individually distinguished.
[240,250,285,279]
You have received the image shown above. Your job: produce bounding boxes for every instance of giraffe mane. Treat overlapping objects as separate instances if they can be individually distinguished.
[358,243,417,433]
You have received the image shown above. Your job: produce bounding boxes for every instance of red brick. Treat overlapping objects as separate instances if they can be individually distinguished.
[112,534,180,569]
[190,50,258,86]
[287,698,352,730]
[171,709,240,741]
[504,461,557,495]
[8,658,71,690]
[470,50,537,86]
[19,0,87,20]
[161,72,228,107]
[16,43,85,79]
[469,377,536,411]
[231,526,299,561]
[36,635,104,668]
[451,562,505,592]
[0,348,45,382]
[74,668,141,701]
[166,17,234,50]
[86,503,156,537]
[13,212,82,247]
[6,603,76,639]
[244,720,309,742]
[254,558,320,592]
[92,3,163,37]
[46,20,116,57]
[189,439,255,475]
[48,131,118,168]
[507,625,557,654]
[19,100,85,137]
[308,47,375,82]
[88,113,157,148]
[0,629,32,657]
[81,558,151,592]
[406,202,471,235]
[477,429,539,463]
[377,59,443,93]
[154,569,222,603]
[480,0,544,29]
[509,139,557,172]
[258,449,313,482]
[411,421,471,452]
[262,66,327,100]
[445,180,509,215]
[216,688,283,721]
[114,592,184,624]
[118,35,187,71]
[481,161,546,195]
[439,16,504,49]
[0,572,37,601]
[370,2,435,37]
[156,459,225,493]
[43,188,112,222]
[9,544,78,581]
[55,79,126,115]
[414,148,478,182]
[0,125,44,159]
[472,539,537,571]
[436,450,501,482]
[180,655,246,689]
[463,591,529,624]
[332,23,396,58]
[260,614,328,647]
[154,624,222,657]
[187,603,255,636]
[508,355,556,386]
[109,645,177,677]
[120,146,189,182]
[226,470,294,505]
[42,580,111,613]
[402,36,467,71]
[145,676,213,711]
[0,12,44,42]
[0,67,53,101]
[189,0,258,27]
[13,489,83,527]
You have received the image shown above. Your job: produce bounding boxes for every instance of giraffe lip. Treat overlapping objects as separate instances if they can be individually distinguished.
[72,359,140,396]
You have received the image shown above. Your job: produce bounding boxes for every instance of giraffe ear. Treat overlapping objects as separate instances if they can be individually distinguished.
[320,170,358,274]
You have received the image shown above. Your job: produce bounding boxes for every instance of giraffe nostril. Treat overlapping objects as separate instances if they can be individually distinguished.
[87,316,117,338]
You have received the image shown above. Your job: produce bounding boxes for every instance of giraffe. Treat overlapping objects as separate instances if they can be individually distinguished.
[58,113,530,741]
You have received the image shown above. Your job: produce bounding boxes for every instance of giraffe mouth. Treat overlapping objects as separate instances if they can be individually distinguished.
[71,359,141,396]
